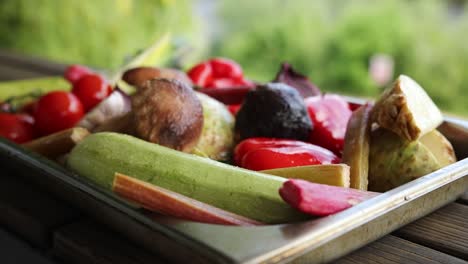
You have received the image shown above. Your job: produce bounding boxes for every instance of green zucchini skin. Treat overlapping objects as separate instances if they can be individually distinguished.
[67,132,307,224]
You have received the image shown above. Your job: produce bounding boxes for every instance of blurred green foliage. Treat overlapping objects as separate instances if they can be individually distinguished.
[1,0,467,114]
[213,0,468,114]
[0,0,203,70]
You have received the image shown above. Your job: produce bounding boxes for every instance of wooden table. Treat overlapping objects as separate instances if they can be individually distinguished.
[0,50,467,264]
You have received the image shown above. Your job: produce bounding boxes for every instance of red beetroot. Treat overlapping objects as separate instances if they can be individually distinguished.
[234,138,339,170]
[305,94,352,155]
[198,86,254,105]
[279,179,379,216]
[113,173,263,226]
[64,64,92,84]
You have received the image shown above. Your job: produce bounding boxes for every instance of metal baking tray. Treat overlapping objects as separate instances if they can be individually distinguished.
[1,114,467,263]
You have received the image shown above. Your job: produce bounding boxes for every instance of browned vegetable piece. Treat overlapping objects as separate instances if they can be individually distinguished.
[92,112,136,135]
[113,173,263,226]
[22,127,89,159]
[122,67,192,87]
[342,103,373,190]
[132,79,203,152]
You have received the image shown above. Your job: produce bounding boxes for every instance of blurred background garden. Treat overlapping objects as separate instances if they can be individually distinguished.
[0,0,467,114]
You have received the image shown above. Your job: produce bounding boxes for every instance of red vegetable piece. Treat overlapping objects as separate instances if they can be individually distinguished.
[241,146,338,171]
[227,104,241,116]
[279,179,379,216]
[198,86,254,105]
[0,113,35,143]
[234,137,312,165]
[305,94,352,155]
[72,74,112,111]
[113,173,263,226]
[235,138,339,170]
[64,64,92,84]
[20,100,38,115]
[348,101,362,111]
[209,57,243,80]
[34,91,84,136]
[187,62,213,87]
[274,62,321,98]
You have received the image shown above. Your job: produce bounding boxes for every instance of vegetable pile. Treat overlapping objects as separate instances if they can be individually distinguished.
[0,56,456,226]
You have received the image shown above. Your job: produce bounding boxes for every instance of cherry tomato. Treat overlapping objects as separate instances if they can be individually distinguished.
[34,91,84,136]
[20,101,38,115]
[72,74,112,111]
[187,62,213,87]
[209,58,243,80]
[64,64,92,84]
[0,113,35,143]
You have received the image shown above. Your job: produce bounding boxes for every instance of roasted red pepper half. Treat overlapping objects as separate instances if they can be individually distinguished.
[305,94,352,156]
[234,137,339,171]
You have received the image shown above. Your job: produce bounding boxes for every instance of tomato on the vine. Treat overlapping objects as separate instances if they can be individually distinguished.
[72,74,112,111]
[34,91,84,136]
[0,113,35,143]
[64,64,92,84]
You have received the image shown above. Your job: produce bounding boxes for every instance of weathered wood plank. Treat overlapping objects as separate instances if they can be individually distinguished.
[394,203,468,260]
[0,169,79,249]
[0,228,54,264]
[458,191,468,205]
[52,220,167,264]
[334,235,467,264]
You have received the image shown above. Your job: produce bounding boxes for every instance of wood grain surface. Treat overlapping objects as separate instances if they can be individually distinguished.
[52,220,167,264]
[0,169,79,249]
[334,235,467,264]
[394,203,468,260]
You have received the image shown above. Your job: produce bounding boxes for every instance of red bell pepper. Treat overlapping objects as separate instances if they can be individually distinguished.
[187,58,255,104]
[187,61,214,87]
[305,94,352,155]
[234,137,339,171]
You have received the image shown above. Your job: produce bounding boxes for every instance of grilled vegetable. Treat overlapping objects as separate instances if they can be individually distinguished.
[67,132,307,223]
[113,173,263,226]
[279,179,379,216]
[261,164,350,187]
[368,129,441,192]
[342,103,373,190]
[372,75,443,141]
